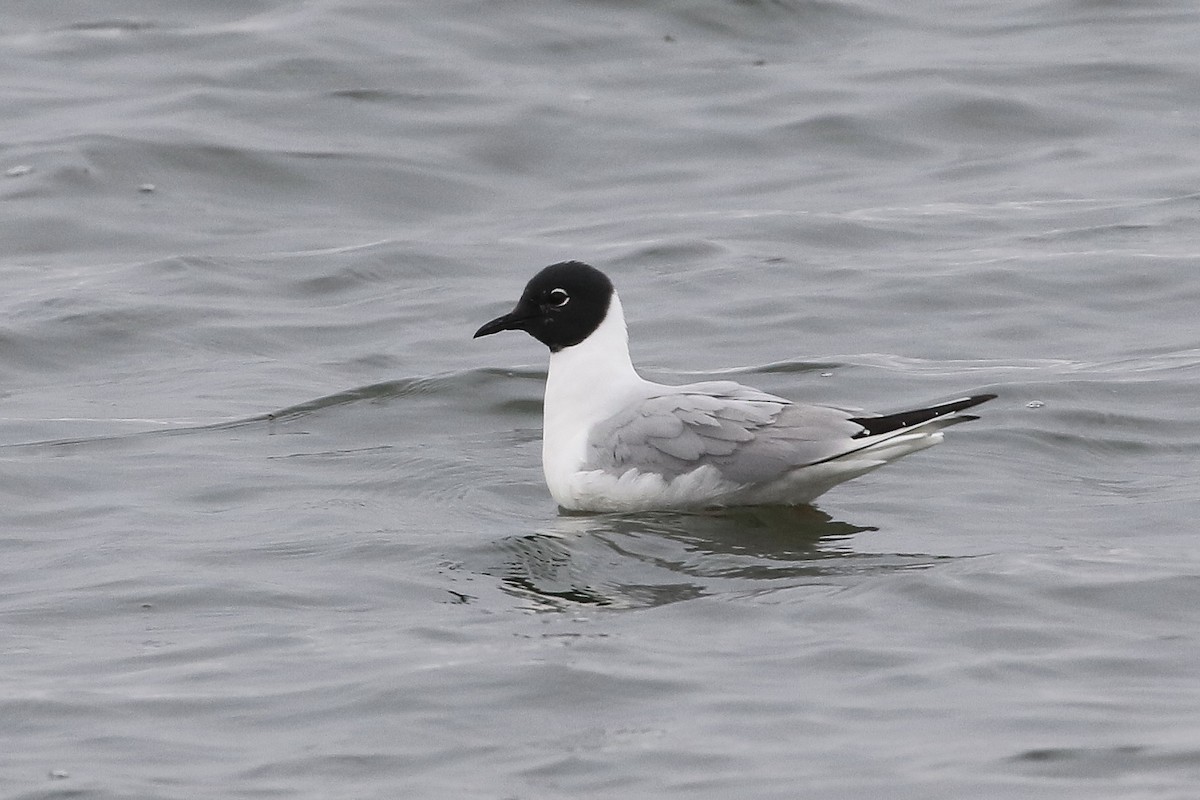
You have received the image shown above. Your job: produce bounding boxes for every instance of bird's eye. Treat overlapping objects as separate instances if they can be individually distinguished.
[547,288,570,308]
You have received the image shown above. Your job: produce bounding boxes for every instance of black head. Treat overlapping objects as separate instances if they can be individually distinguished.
[473,261,614,352]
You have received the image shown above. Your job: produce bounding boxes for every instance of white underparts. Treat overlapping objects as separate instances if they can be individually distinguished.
[538,290,953,512]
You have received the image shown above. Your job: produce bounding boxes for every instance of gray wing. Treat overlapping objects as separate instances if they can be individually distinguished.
[585,380,864,484]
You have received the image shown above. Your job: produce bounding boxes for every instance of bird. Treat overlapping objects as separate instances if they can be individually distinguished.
[474,261,995,513]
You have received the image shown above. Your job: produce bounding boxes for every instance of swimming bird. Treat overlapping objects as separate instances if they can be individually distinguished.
[474,261,994,512]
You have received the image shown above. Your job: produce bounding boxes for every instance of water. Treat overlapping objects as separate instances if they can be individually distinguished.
[2,1,1200,797]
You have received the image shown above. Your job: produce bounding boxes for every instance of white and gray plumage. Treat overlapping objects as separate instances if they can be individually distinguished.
[475,261,995,512]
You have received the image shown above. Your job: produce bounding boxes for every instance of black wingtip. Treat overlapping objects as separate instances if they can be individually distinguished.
[939,393,997,414]
[850,393,997,439]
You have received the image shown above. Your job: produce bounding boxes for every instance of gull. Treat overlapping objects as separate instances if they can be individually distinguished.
[474,261,994,512]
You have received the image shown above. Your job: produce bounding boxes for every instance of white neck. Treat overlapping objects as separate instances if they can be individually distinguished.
[541,292,647,503]
[547,292,640,390]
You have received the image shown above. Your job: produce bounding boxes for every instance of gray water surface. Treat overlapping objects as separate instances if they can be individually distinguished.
[3,1,1200,798]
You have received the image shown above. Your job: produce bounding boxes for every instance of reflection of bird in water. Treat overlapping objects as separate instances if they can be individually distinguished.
[476,507,949,611]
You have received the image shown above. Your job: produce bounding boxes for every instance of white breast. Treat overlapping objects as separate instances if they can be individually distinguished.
[540,293,648,509]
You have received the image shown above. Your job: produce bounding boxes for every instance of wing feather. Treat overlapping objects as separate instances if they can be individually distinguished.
[586,382,865,484]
